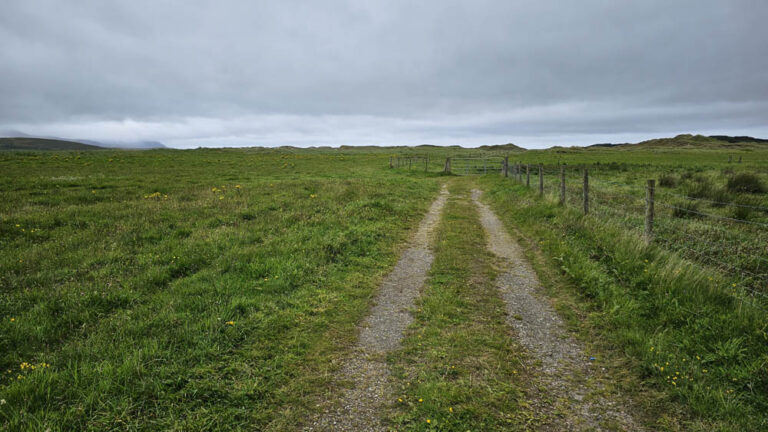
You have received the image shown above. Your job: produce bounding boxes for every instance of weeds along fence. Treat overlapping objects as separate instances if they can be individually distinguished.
[392,156,768,312]
[507,161,768,313]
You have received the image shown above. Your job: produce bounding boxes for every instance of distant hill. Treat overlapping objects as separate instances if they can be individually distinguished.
[709,135,768,144]
[587,134,768,149]
[0,137,104,151]
[0,136,167,150]
[477,143,525,151]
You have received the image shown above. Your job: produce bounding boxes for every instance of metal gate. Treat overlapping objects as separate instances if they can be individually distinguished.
[449,157,505,176]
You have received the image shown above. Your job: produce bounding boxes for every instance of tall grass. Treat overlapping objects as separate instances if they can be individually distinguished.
[479,176,768,430]
[0,149,441,430]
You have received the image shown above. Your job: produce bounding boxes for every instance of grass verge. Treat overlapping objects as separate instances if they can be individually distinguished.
[478,175,768,431]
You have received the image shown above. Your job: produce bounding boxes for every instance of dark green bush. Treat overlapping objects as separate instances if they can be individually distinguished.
[732,205,751,220]
[658,174,677,188]
[727,173,766,194]
[685,179,715,199]
[707,188,732,207]
[672,200,701,218]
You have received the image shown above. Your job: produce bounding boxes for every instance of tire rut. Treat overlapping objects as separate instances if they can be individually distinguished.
[305,185,449,432]
[471,188,643,431]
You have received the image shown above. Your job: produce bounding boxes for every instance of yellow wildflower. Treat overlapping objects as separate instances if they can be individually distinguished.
[225,321,235,326]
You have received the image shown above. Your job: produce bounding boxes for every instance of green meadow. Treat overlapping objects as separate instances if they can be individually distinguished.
[2,138,768,430]
[0,149,441,430]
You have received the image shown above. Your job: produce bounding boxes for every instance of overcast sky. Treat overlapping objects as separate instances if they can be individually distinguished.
[1,1,767,148]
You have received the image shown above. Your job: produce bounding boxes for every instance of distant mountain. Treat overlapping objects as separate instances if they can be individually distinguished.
[0,134,167,150]
[0,137,104,151]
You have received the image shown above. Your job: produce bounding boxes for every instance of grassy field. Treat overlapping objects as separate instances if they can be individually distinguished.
[2,140,768,430]
[0,149,442,430]
[473,145,768,430]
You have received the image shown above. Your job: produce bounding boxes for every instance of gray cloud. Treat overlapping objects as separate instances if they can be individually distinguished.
[1,0,767,148]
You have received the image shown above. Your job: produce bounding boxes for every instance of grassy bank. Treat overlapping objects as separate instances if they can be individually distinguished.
[478,175,768,430]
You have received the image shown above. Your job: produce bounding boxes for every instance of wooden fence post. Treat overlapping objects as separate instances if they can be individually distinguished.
[389,156,393,168]
[645,179,655,244]
[409,158,412,170]
[503,156,509,177]
[538,164,544,196]
[559,164,566,206]
[583,168,589,215]
[526,164,530,187]
[444,157,451,174]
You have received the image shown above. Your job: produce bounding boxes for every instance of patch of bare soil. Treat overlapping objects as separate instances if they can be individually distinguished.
[471,189,643,432]
[305,185,448,431]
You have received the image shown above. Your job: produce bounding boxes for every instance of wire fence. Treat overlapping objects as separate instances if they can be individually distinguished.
[507,162,768,313]
[391,156,768,313]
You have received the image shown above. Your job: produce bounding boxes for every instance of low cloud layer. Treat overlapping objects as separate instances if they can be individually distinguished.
[1,1,767,148]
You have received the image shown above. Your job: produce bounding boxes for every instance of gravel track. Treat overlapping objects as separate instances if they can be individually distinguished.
[305,185,448,431]
[472,189,643,431]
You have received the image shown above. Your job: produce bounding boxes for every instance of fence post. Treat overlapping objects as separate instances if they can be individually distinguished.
[425,155,428,172]
[409,158,412,170]
[645,179,655,244]
[444,157,451,174]
[526,164,530,187]
[583,168,589,215]
[538,164,544,196]
[484,159,487,175]
[559,164,566,206]
[503,156,508,177]
[389,156,393,168]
